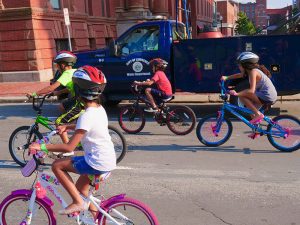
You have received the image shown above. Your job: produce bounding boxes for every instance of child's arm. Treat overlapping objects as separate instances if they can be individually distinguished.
[57,124,76,134]
[221,73,244,81]
[134,79,154,86]
[27,81,61,97]
[53,87,70,96]
[29,129,86,153]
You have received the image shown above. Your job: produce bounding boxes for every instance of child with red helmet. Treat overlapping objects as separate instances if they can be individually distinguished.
[134,58,173,112]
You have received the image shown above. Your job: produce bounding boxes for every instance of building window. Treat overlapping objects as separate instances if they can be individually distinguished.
[86,0,93,15]
[50,0,61,9]
[55,39,71,51]
[101,0,106,17]
[89,38,96,50]
[106,0,111,17]
[105,37,113,47]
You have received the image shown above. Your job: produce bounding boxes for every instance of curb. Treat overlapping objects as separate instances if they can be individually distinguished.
[0,94,299,104]
[0,96,57,104]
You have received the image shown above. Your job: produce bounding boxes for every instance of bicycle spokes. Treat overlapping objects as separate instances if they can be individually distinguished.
[267,115,300,151]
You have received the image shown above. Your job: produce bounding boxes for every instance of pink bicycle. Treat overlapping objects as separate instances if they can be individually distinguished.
[0,131,159,225]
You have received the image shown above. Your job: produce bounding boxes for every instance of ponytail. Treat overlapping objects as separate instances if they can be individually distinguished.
[259,64,272,78]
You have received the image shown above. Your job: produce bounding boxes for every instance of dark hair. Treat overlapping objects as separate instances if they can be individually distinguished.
[241,62,272,78]
[79,96,101,105]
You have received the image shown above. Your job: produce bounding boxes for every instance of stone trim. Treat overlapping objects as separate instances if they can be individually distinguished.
[0,69,53,82]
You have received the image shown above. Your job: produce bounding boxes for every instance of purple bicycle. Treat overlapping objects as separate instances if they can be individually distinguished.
[0,131,159,225]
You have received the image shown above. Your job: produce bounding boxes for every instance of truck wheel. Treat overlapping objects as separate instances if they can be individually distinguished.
[105,100,122,106]
[99,94,121,106]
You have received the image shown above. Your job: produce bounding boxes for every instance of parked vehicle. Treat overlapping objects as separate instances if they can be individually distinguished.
[70,20,300,105]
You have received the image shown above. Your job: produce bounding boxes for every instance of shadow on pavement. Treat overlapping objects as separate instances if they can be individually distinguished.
[128,144,284,154]
[0,102,283,119]
[0,160,22,169]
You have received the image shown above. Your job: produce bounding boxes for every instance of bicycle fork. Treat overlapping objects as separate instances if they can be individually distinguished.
[18,124,39,151]
[20,190,37,225]
[211,110,223,137]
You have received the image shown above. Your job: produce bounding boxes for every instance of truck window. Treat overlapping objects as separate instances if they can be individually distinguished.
[172,24,185,41]
[117,26,159,55]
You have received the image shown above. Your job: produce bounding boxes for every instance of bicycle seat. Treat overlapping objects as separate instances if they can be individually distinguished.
[162,96,174,103]
[90,172,111,190]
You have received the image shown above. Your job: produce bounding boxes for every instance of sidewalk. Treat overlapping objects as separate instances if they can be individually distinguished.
[0,82,299,103]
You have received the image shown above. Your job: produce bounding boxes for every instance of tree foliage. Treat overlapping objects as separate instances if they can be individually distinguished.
[234,12,256,35]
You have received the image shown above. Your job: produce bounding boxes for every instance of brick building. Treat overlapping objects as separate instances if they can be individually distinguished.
[255,0,268,29]
[0,0,215,82]
[267,6,293,27]
[215,0,239,36]
[239,0,268,29]
[239,1,256,24]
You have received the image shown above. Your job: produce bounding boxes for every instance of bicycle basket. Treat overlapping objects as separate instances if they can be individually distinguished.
[21,156,38,177]
[32,96,45,112]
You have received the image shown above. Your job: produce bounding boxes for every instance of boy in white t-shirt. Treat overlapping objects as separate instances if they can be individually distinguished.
[29,65,115,216]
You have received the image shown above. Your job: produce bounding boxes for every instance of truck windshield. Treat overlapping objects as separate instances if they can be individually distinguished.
[117,26,160,55]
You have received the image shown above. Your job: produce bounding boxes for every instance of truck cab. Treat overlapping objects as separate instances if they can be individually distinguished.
[75,20,185,103]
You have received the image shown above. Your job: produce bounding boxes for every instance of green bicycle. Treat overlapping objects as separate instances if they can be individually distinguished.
[9,94,127,167]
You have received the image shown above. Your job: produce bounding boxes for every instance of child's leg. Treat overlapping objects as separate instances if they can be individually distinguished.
[239,93,263,117]
[76,175,98,219]
[52,158,84,211]
[145,88,158,109]
[59,131,69,144]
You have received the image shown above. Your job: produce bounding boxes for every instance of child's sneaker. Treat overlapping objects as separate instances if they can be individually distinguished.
[144,107,158,113]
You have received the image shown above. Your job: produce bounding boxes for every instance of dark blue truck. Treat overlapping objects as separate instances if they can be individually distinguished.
[74,20,300,104]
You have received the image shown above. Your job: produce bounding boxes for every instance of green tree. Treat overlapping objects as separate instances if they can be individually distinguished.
[234,12,256,35]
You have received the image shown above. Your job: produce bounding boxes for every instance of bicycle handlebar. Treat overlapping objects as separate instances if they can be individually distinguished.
[31,93,53,112]
[220,80,228,95]
[31,130,58,159]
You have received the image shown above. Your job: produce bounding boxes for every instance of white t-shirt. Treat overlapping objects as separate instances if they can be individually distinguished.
[75,106,116,171]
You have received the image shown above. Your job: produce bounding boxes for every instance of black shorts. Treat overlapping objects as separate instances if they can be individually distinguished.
[55,101,84,125]
[62,97,76,112]
[258,97,275,105]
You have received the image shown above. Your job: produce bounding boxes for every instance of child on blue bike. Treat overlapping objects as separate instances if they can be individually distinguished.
[221,52,277,124]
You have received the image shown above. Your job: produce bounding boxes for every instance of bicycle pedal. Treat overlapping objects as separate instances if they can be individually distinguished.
[248,133,260,139]
[67,211,80,218]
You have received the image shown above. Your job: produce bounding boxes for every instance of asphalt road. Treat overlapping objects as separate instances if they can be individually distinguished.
[0,102,299,225]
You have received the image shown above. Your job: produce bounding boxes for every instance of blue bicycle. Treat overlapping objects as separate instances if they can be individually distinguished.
[196,80,300,152]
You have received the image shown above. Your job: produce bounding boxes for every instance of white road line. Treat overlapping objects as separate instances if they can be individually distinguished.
[116,166,133,170]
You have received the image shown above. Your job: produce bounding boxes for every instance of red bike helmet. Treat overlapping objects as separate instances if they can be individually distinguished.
[72,65,107,100]
[54,51,77,66]
[149,58,168,70]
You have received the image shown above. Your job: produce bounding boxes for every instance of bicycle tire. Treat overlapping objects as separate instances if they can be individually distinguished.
[98,197,159,225]
[108,125,127,163]
[166,105,196,135]
[196,114,233,147]
[0,193,56,225]
[267,115,300,152]
[118,105,146,134]
[9,126,43,167]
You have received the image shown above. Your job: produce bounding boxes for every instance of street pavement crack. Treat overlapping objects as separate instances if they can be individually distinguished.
[154,182,233,225]
[194,202,233,225]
